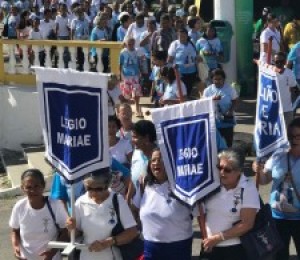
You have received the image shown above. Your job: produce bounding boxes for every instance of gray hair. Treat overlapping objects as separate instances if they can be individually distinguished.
[218,149,244,170]
[83,169,112,188]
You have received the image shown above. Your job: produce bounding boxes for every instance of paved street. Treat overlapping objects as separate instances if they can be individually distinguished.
[0,98,298,259]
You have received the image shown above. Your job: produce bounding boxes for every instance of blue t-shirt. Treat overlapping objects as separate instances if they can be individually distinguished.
[150,65,165,100]
[203,83,238,128]
[90,26,108,57]
[119,48,140,77]
[71,18,89,40]
[117,26,127,42]
[196,37,223,70]
[7,15,19,38]
[287,42,300,80]
[265,151,300,220]
[168,40,197,74]
[188,30,203,45]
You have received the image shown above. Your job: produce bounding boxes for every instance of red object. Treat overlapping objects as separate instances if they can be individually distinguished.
[136,254,144,260]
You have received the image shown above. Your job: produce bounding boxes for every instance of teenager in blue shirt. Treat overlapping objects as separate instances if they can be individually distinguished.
[119,37,143,117]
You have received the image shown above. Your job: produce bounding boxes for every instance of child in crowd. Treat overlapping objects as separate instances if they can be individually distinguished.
[28,17,44,66]
[116,103,134,142]
[119,37,143,117]
[109,115,133,167]
[150,50,168,107]
[9,169,68,260]
[107,74,126,116]
[188,16,203,44]
[117,12,131,42]
[160,66,187,106]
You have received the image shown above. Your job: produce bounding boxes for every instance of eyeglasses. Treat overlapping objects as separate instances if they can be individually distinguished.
[216,164,235,173]
[86,186,107,192]
[288,134,300,140]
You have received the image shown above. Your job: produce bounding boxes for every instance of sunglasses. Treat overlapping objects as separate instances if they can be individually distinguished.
[86,186,107,192]
[216,164,235,173]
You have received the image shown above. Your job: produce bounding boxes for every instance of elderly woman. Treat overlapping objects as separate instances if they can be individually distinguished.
[203,68,238,147]
[168,27,201,97]
[66,169,139,260]
[201,149,260,260]
[133,148,195,260]
[254,117,300,260]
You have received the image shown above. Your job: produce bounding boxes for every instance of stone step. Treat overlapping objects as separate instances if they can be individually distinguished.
[0,149,29,187]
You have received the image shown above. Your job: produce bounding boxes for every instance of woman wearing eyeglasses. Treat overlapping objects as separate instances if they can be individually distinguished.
[254,117,300,260]
[66,169,139,260]
[200,149,260,260]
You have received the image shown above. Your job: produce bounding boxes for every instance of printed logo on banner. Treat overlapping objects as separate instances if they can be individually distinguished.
[255,71,287,157]
[161,113,214,198]
[43,83,103,173]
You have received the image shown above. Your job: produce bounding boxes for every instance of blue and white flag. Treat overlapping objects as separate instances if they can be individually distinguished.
[35,68,110,182]
[151,99,220,206]
[254,65,289,158]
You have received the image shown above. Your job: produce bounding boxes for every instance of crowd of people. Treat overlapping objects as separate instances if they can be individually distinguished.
[5,0,300,259]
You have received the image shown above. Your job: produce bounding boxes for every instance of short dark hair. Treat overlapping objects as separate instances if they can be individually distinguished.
[288,117,300,133]
[108,115,121,129]
[120,13,130,24]
[133,120,157,143]
[21,169,46,188]
[152,50,168,61]
[211,68,226,80]
[188,17,198,29]
[161,66,176,83]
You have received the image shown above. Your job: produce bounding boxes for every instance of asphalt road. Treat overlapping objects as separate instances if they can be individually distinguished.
[0,98,298,259]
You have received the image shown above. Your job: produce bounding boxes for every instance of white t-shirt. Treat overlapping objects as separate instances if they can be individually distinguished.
[125,22,147,54]
[39,19,56,39]
[55,14,70,37]
[75,192,137,260]
[277,68,297,112]
[9,197,68,260]
[107,87,122,116]
[260,27,281,62]
[204,175,260,247]
[163,80,187,101]
[133,181,194,242]
[110,138,133,164]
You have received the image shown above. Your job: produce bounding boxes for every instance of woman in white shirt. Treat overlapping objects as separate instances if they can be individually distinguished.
[200,149,260,260]
[133,148,194,260]
[66,170,139,260]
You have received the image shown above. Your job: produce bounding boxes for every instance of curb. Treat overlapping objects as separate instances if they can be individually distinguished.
[0,175,53,199]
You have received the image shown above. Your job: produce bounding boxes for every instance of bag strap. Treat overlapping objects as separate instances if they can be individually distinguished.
[45,196,60,231]
[287,153,300,202]
[112,193,122,225]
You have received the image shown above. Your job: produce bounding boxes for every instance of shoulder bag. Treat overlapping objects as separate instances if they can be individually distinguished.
[239,188,283,260]
[111,193,144,260]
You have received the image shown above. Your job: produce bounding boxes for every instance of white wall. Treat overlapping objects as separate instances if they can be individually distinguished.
[0,86,43,150]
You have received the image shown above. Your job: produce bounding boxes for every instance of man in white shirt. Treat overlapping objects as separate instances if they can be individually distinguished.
[260,14,281,63]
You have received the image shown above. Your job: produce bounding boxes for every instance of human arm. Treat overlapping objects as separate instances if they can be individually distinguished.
[11,229,25,260]
[252,160,273,185]
[203,208,257,251]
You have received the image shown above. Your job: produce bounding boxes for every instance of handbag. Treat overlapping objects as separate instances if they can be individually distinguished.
[239,189,283,260]
[112,193,144,260]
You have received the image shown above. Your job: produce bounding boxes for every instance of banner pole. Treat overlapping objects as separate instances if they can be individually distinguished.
[267,36,273,65]
[174,65,184,103]
[197,202,207,239]
[70,183,76,244]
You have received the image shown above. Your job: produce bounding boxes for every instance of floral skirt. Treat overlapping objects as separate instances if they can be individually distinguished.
[120,76,143,99]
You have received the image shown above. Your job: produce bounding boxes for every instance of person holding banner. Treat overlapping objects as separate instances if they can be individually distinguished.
[66,170,139,260]
[200,149,260,260]
[203,68,238,147]
[9,169,69,260]
[133,148,195,260]
[254,118,300,260]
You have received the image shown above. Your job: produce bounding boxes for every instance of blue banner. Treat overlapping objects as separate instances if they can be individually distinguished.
[152,99,219,206]
[36,68,109,181]
[254,65,289,158]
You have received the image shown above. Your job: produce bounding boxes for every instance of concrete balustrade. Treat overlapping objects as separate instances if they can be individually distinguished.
[0,39,123,85]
